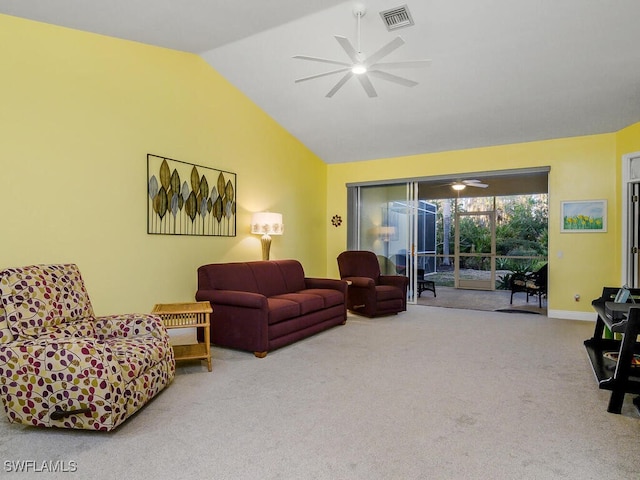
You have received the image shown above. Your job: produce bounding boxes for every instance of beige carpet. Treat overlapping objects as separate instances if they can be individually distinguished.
[0,306,637,479]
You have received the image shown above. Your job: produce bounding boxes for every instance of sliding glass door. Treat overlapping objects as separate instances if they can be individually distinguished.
[347,182,420,303]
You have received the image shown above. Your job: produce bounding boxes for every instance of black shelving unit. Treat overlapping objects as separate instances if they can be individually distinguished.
[585,287,640,414]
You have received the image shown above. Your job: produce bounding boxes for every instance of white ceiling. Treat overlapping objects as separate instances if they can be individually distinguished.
[3,0,640,164]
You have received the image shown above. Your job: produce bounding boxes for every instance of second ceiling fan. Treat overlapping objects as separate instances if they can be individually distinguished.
[450,179,489,191]
[293,4,431,98]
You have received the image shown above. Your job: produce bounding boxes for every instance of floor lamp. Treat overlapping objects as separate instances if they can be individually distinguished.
[251,212,284,260]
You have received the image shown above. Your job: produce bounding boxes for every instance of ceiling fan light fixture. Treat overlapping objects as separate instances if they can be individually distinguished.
[352,64,367,75]
[293,3,430,98]
[452,183,466,191]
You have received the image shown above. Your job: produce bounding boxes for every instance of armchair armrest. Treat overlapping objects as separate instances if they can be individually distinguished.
[196,289,267,310]
[305,277,347,293]
[94,313,167,340]
[379,275,409,288]
[342,276,375,288]
[0,336,114,387]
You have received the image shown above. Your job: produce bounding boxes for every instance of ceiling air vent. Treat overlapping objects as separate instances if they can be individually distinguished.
[379,5,414,31]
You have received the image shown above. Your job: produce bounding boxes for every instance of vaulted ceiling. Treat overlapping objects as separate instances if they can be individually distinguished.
[3,0,640,164]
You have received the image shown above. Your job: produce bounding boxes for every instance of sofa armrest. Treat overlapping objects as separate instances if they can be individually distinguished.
[342,276,375,288]
[94,313,167,340]
[304,277,347,293]
[195,289,269,354]
[379,275,409,288]
[196,289,267,309]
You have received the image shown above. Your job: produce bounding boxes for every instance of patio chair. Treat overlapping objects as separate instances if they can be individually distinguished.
[510,263,547,307]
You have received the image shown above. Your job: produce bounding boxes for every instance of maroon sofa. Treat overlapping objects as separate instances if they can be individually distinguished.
[196,260,347,357]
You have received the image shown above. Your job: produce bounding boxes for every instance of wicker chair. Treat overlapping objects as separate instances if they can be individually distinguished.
[510,263,547,308]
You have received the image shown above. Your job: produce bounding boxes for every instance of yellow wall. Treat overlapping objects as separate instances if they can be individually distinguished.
[0,15,327,315]
[327,134,620,316]
[616,122,640,158]
[3,14,639,320]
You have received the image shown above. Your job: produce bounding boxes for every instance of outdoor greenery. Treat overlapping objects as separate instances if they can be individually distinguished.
[427,194,548,289]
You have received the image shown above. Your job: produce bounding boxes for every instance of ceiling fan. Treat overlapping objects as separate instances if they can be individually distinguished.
[293,4,431,98]
[450,179,489,191]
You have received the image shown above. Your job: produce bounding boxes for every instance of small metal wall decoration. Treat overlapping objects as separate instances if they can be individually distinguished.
[147,154,236,236]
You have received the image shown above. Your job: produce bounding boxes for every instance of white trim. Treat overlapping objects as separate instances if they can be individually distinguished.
[345,166,551,188]
[407,182,418,305]
[621,151,640,285]
[547,309,597,322]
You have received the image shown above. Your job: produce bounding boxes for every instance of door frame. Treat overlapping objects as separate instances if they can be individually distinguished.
[346,166,550,304]
[622,151,640,286]
[347,182,420,304]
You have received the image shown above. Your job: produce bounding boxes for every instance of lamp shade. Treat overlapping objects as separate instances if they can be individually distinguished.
[251,212,284,236]
[377,226,396,242]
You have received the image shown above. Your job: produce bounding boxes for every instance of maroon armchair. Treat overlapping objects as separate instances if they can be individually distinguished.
[337,250,408,317]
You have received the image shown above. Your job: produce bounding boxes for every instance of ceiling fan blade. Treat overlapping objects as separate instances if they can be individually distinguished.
[326,71,354,98]
[370,60,432,69]
[292,55,351,67]
[357,74,378,98]
[368,70,418,87]
[295,67,351,83]
[364,36,405,67]
[334,35,360,63]
[463,180,489,188]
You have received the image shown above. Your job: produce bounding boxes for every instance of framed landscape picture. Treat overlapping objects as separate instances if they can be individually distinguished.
[561,200,607,233]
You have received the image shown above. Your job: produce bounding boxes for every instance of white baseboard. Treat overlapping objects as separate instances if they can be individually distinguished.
[547,309,597,322]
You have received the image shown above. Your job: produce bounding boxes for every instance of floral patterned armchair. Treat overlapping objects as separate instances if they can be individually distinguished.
[0,264,175,431]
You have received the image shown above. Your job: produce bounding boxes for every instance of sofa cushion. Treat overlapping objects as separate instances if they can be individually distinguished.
[199,260,317,298]
[267,297,300,325]
[199,263,260,293]
[271,293,324,315]
[298,289,344,308]
[275,260,307,293]
[248,262,289,297]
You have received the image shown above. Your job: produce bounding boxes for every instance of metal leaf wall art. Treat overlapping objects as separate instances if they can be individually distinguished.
[147,154,236,236]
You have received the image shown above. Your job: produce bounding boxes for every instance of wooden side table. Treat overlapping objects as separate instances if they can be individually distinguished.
[152,301,213,372]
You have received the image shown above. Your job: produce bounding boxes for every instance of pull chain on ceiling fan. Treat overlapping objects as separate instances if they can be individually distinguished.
[293,4,431,98]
